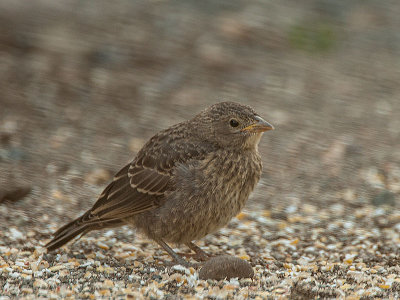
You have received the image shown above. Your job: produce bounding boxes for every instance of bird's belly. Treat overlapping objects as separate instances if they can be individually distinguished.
[155,185,246,243]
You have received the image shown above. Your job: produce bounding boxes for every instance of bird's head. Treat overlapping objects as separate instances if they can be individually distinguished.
[193,102,274,149]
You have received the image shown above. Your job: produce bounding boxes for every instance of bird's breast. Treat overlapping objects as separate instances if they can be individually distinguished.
[200,150,262,208]
[174,149,262,239]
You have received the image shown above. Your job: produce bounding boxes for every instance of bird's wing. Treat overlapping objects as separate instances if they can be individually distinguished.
[86,164,163,222]
[80,129,213,224]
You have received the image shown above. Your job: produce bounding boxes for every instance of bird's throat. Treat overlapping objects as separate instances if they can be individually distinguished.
[244,132,263,149]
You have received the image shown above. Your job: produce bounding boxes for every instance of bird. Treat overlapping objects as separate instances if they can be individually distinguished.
[45,101,274,266]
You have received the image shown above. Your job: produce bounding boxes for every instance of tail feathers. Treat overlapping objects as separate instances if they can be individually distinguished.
[45,213,125,251]
[46,217,90,251]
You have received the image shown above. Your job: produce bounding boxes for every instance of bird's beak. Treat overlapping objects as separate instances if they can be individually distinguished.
[241,116,274,133]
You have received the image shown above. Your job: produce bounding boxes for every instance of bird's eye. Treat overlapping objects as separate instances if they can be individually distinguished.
[229,119,239,127]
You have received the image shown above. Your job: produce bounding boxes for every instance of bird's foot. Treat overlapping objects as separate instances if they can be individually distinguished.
[155,238,196,268]
[185,241,211,261]
[177,251,209,262]
[161,257,200,268]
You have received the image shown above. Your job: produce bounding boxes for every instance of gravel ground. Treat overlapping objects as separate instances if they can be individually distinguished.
[1,0,400,299]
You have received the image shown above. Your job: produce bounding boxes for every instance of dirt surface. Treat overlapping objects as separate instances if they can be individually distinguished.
[1,0,400,298]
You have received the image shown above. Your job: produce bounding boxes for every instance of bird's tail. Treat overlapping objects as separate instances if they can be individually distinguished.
[45,214,91,251]
[45,211,124,251]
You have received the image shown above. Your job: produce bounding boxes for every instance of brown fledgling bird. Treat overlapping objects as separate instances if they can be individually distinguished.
[46,102,274,266]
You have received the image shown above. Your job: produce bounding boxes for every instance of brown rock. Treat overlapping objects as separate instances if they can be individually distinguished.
[199,255,254,280]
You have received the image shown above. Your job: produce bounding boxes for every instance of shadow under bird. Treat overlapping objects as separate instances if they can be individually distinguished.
[45,101,274,266]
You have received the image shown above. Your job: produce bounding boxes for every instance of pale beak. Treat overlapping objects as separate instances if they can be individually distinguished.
[241,116,274,133]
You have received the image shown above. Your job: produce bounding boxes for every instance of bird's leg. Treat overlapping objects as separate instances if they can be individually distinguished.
[185,242,210,261]
[154,238,191,267]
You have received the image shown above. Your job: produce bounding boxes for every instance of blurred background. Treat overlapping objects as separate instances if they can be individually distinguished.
[0,0,399,233]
